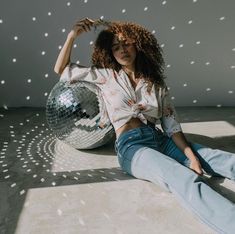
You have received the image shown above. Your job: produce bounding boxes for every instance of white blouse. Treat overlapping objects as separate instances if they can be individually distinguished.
[59,62,183,138]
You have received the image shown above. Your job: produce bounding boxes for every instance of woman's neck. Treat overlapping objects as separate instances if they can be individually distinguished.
[122,65,136,79]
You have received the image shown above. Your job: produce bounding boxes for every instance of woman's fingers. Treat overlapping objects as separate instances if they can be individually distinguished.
[74,23,86,32]
[126,100,146,108]
[138,104,147,110]
[76,22,90,32]
[73,17,96,33]
[127,99,134,106]
[189,159,204,175]
[81,19,92,31]
[85,17,95,23]
[79,17,95,26]
[69,79,77,84]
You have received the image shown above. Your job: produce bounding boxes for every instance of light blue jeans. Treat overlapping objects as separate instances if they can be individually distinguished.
[114,123,235,234]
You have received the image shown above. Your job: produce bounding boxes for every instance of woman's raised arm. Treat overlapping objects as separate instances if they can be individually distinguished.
[54,17,96,75]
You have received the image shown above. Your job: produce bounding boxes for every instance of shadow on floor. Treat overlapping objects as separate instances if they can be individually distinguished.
[0,107,235,234]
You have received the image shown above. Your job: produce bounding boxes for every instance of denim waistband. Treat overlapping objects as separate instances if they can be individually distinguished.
[116,123,162,143]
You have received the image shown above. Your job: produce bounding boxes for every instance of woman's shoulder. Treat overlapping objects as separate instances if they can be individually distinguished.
[68,63,113,77]
[91,65,116,78]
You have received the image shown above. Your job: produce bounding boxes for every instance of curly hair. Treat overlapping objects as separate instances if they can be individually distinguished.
[91,20,167,93]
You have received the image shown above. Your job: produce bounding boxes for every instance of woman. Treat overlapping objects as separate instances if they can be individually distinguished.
[54,17,235,233]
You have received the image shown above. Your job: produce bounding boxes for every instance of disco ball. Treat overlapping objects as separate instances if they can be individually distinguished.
[46,81,115,149]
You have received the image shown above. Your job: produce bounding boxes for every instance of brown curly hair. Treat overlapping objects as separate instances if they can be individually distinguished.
[91,20,167,93]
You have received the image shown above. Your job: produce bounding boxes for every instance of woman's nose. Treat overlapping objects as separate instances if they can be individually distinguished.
[120,44,127,52]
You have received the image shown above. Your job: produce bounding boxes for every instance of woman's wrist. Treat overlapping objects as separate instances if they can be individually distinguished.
[67,31,77,40]
[184,147,198,161]
[189,156,199,162]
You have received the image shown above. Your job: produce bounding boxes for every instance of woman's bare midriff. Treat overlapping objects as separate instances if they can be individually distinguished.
[115,117,144,139]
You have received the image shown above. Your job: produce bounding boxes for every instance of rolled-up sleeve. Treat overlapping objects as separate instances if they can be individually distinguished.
[160,84,183,138]
[59,62,110,86]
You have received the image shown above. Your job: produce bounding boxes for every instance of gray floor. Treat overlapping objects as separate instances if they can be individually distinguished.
[0,107,235,234]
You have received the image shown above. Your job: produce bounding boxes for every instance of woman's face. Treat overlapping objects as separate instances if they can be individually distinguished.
[111,34,137,68]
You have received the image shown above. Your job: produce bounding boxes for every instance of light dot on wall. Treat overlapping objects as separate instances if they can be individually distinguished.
[196,41,200,44]
[26,96,30,100]
[1,80,5,84]
[144,7,148,11]
[32,17,36,21]
[14,36,18,40]
[100,16,104,20]
[122,9,126,13]
[3,105,8,110]
[228,90,234,94]
[232,48,235,51]
[160,44,165,48]
[59,45,62,50]
[89,41,93,45]
[45,74,49,78]
[205,62,210,65]
[151,30,156,34]
[67,2,71,6]
[48,12,52,16]
[41,51,46,55]
[193,0,197,3]
[188,20,193,24]
[179,44,184,48]
[44,92,48,96]
[12,58,17,63]
[171,26,175,30]
[190,61,195,64]
[193,100,197,103]
[183,83,187,87]
[0,19,3,23]
[62,28,66,33]
[27,79,31,83]
[84,0,88,3]
[231,65,235,69]
[219,16,225,21]
[171,96,175,100]
[162,1,167,5]
[206,88,211,91]
[73,44,77,48]
[217,104,222,107]
[166,64,171,68]
[20,190,26,196]
[44,33,48,37]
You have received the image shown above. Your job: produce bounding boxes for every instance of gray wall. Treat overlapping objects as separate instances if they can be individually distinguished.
[0,0,235,107]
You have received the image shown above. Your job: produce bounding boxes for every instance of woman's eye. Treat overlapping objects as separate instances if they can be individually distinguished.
[112,43,132,52]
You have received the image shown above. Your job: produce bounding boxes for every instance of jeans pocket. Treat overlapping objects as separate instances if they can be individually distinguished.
[115,132,142,166]
[117,132,141,148]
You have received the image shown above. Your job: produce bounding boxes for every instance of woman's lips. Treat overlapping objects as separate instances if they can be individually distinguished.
[121,55,130,59]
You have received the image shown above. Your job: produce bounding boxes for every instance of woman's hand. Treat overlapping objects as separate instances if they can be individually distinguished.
[69,79,78,84]
[68,17,96,39]
[126,99,147,111]
[189,157,203,175]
